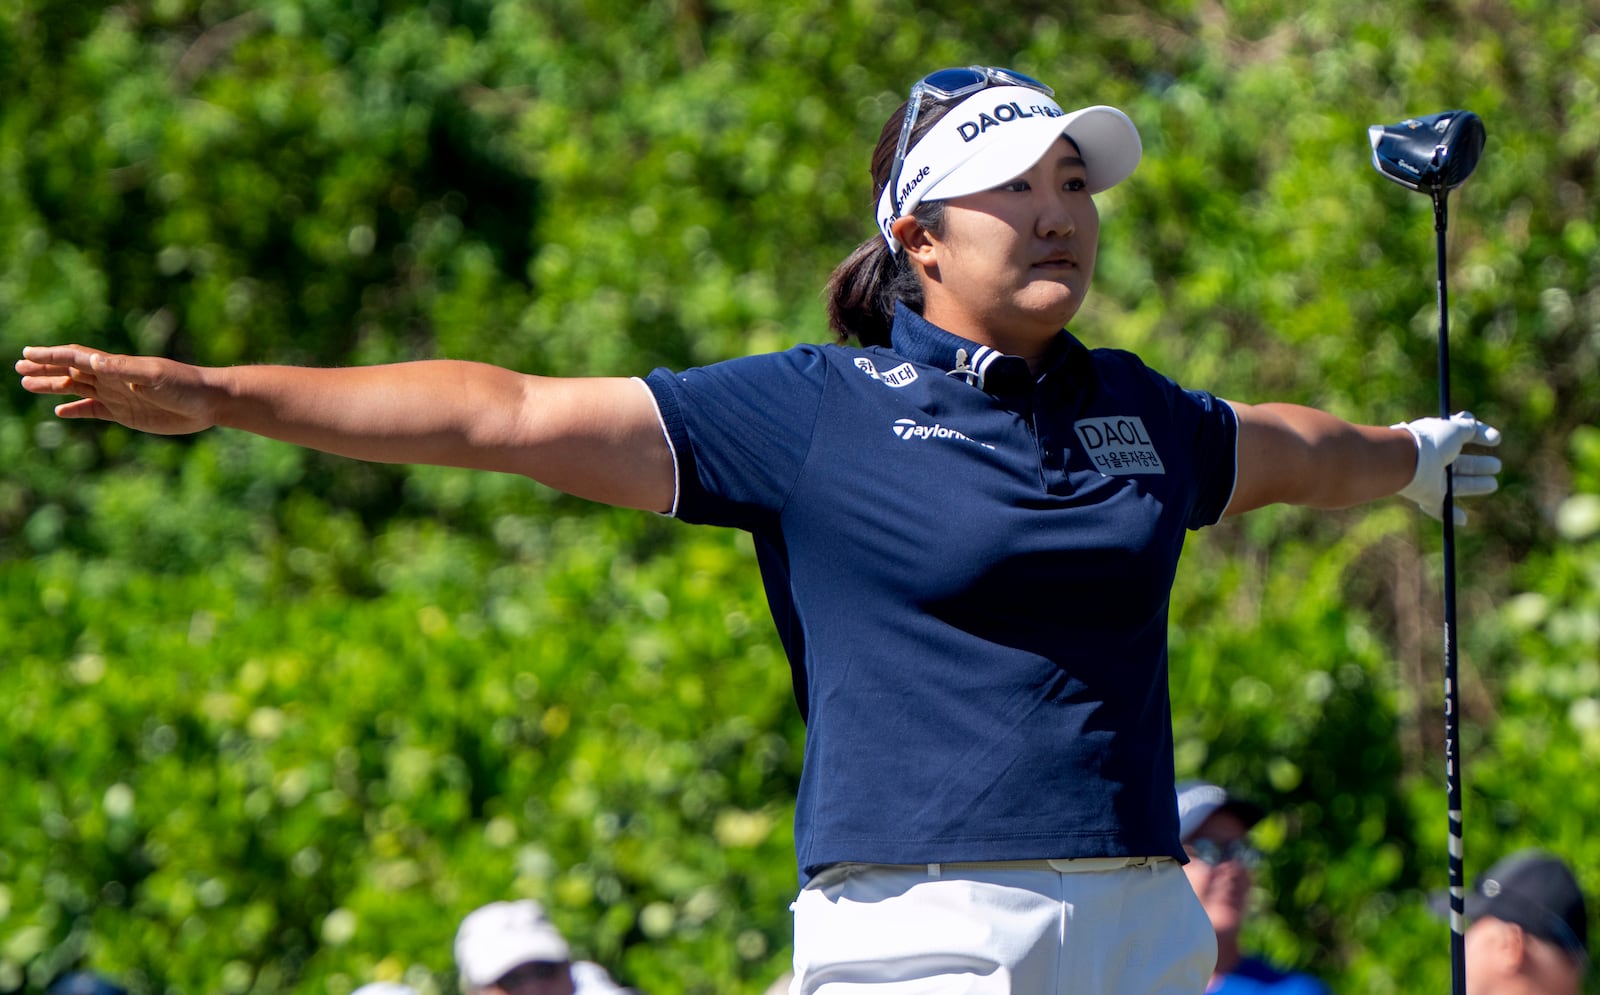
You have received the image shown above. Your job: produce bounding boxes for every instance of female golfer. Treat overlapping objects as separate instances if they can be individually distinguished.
[18,66,1499,992]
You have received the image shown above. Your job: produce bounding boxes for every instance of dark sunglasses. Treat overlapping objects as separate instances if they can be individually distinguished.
[1186,837,1263,869]
[493,960,569,991]
[887,66,1055,217]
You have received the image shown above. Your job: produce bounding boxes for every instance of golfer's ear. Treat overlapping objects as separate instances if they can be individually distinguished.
[892,216,937,265]
[1502,921,1530,967]
[1483,919,1529,966]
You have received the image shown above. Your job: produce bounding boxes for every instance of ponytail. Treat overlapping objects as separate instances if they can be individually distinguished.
[824,234,919,347]
[825,97,955,347]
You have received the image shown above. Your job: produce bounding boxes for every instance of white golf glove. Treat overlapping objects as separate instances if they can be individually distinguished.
[1393,411,1503,525]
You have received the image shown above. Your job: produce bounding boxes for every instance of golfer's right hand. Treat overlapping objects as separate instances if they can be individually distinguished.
[1393,411,1503,525]
[16,345,220,436]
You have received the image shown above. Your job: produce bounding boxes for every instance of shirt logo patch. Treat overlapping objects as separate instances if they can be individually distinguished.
[1073,416,1166,475]
[854,357,920,388]
[891,418,996,450]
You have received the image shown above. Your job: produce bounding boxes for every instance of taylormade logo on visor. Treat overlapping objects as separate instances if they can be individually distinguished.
[897,165,932,209]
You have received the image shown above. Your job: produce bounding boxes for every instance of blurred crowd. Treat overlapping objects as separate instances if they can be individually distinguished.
[1172,780,1585,995]
[47,785,1587,995]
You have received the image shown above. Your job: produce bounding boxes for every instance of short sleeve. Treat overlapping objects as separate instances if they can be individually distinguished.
[643,345,831,529]
[1180,386,1239,529]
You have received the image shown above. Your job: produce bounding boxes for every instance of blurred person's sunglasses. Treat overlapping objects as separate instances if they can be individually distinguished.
[492,960,569,992]
[1186,838,1263,869]
[888,66,1055,216]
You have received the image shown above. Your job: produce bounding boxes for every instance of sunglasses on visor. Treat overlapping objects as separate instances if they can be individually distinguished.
[887,66,1056,217]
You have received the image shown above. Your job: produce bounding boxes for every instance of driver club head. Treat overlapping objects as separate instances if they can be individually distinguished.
[1368,110,1486,194]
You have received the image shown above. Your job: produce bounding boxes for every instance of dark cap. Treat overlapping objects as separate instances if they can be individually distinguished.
[1174,780,1265,843]
[1431,850,1588,958]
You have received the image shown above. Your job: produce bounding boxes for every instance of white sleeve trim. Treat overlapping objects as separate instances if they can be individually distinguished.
[1218,398,1242,522]
[632,376,680,517]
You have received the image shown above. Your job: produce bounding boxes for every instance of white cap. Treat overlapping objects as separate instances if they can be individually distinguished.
[876,86,1142,250]
[454,899,571,987]
[1175,780,1265,843]
[351,985,420,995]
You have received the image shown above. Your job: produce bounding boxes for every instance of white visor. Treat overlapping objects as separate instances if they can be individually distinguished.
[875,86,1142,251]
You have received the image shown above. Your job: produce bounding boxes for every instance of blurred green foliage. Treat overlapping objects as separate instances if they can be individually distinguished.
[3,0,1598,992]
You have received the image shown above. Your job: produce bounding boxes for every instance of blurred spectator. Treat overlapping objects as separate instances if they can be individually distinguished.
[1429,849,1588,995]
[1176,780,1330,994]
[454,899,634,995]
[45,973,127,995]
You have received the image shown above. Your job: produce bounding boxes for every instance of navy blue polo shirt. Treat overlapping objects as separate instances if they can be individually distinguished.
[644,302,1238,881]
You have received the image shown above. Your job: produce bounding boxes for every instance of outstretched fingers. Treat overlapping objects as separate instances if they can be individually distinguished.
[19,343,99,371]
[19,346,157,384]
[52,398,116,420]
[17,345,106,394]
[16,354,116,420]
[17,345,215,434]
[18,346,167,403]
[18,370,95,396]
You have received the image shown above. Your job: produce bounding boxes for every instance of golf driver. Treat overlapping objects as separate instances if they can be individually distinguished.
[1369,109,1486,995]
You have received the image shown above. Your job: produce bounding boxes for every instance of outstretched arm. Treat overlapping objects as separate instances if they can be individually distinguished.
[1224,401,1501,520]
[16,345,675,513]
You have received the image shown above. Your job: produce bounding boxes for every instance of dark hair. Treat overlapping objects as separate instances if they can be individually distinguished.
[825,99,954,347]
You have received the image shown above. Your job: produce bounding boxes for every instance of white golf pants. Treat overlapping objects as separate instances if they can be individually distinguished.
[790,857,1215,993]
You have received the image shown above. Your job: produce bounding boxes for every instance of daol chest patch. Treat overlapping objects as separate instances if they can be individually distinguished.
[1073,415,1166,475]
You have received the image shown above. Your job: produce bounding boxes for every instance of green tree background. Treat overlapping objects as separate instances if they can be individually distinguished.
[3,1,1598,992]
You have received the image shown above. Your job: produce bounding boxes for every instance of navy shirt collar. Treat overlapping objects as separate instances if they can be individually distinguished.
[887,301,1091,395]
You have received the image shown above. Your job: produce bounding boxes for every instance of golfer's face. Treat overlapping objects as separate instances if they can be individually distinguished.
[917,136,1099,349]
[1182,810,1253,936]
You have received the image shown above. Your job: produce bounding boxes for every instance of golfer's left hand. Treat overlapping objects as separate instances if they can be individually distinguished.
[1394,412,1503,525]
